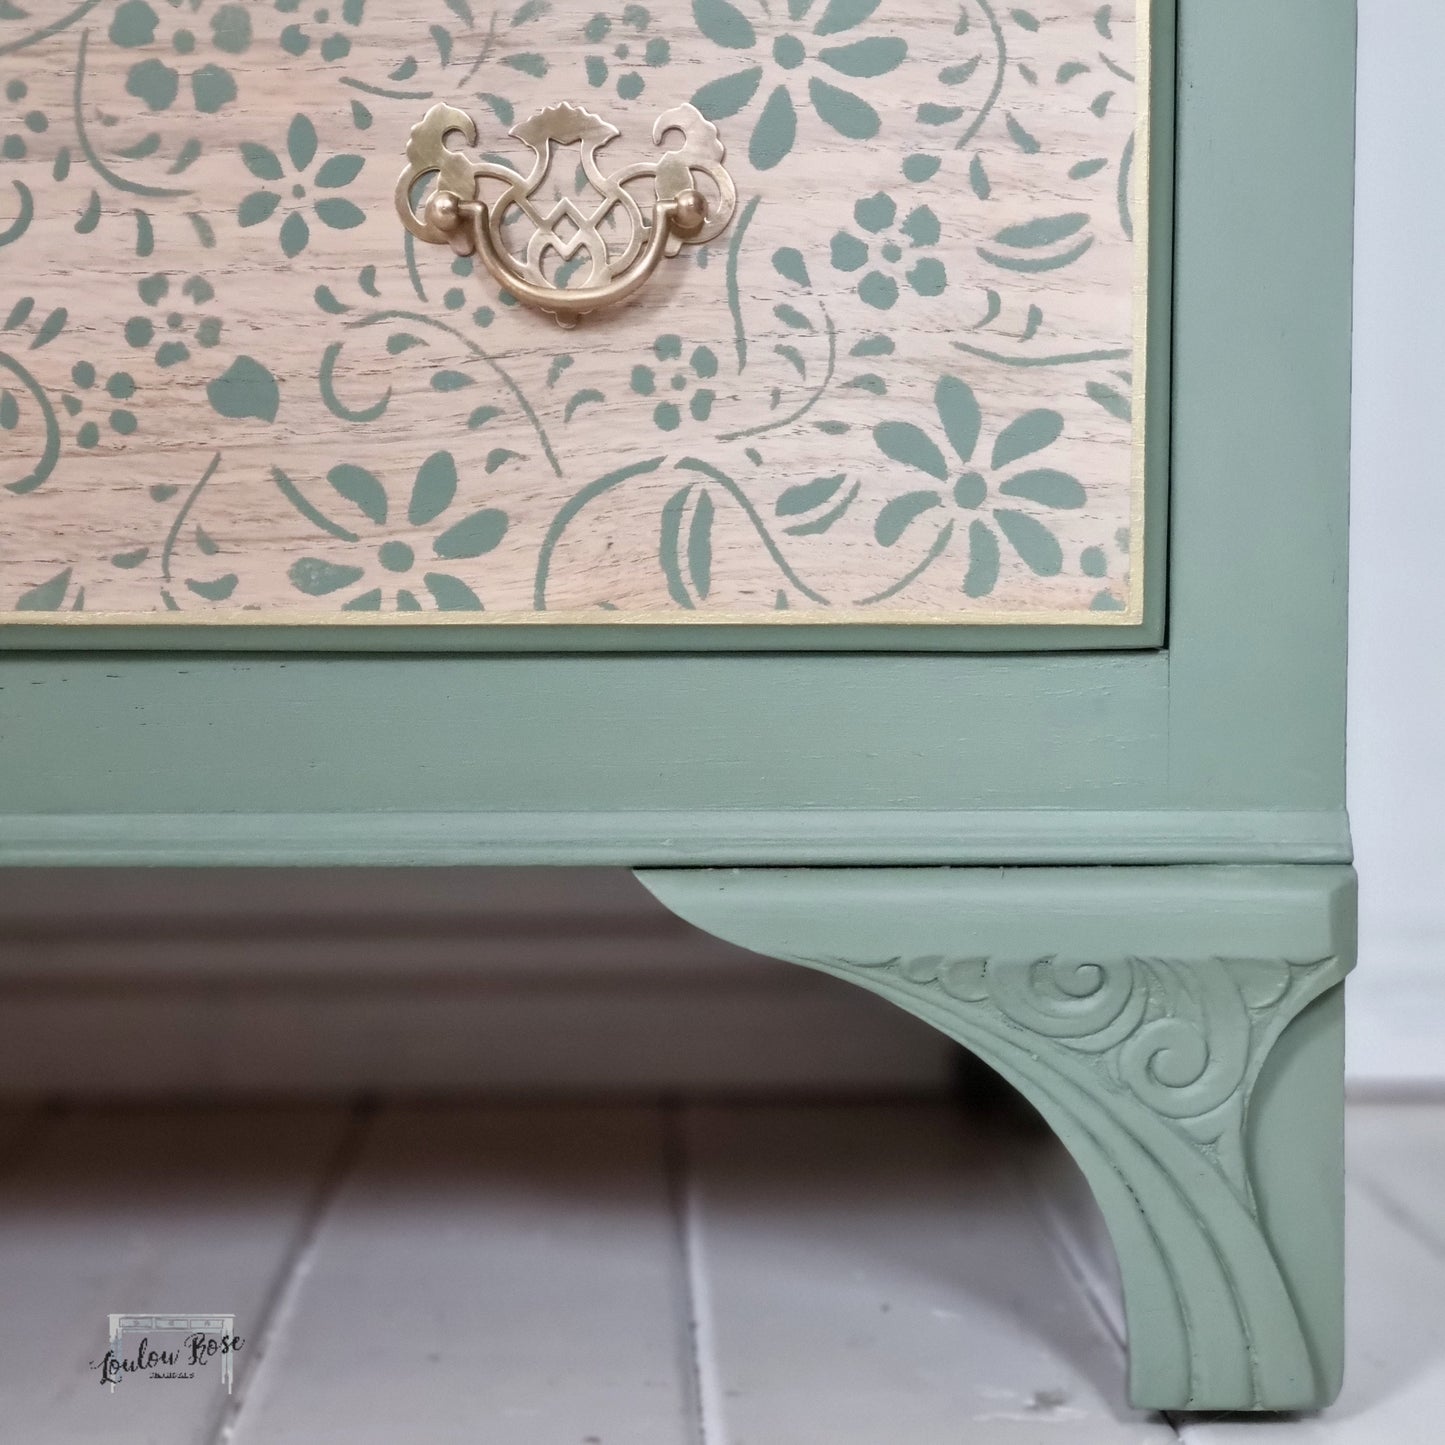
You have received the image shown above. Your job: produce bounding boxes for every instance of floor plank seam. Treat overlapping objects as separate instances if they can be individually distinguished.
[1005,1146,1129,1357]
[664,1102,725,1445]
[1003,1135,1184,1440]
[208,1100,378,1445]
[1349,1169,1445,1266]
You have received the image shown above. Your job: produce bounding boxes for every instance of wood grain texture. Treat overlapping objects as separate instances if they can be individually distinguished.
[0,0,1147,628]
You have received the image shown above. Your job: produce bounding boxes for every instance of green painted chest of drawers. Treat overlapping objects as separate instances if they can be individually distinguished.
[0,0,1356,1413]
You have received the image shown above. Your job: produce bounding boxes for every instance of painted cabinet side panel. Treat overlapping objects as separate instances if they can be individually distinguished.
[1164,0,1355,811]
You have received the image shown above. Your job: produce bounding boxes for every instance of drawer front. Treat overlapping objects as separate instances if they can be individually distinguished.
[0,0,1164,647]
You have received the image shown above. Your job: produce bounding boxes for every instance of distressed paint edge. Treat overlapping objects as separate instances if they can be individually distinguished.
[0,809,1352,868]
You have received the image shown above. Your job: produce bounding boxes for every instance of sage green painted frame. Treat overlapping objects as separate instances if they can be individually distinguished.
[0,0,1176,655]
[0,0,1354,866]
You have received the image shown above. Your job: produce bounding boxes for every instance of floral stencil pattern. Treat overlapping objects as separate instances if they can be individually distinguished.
[0,0,1146,625]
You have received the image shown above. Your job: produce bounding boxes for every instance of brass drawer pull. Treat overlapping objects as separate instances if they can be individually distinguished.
[396,102,737,325]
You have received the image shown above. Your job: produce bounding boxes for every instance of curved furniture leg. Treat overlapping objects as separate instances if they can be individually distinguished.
[638,865,1355,1413]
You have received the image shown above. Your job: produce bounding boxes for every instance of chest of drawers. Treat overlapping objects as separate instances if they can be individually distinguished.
[0,0,1356,1413]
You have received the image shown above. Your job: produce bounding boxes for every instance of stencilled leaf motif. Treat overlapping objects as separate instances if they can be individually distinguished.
[240,144,283,182]
[314,198,365,230]
[564,389,604,422]
[186,573,238,601]
[998,469,1086,509]
[1088,379,1132,421]
[423,573,483,611]
[995,214,1091,249]
[875,491,943,547]
[327,464,389,526]
[963,519,1001,597]
[433,509,509,560]
[315,155,364,188]
[408,450,458,527]
[772,247,810,288]
[750,86,797,171]
[935,376,982,467]
[15,567,72,611]
[995,508,1064,575]
[692,66,764,119]
[659,484,716,605]
[290,558,365,596]
[689,490,716,599]
[808,77,880,139]
[287,115,318,172]
[981,212,1094,273]
[815,0,884,36]
[1005,113,1040,153]
[693,0,757,50]
[875,422,949,482]
[992,409,1064,470]
[485,448,523,474]
[818,38,907,78]
[777,473,847,518]
[777,474,860,538]
[281,205,313,252]
[30,308,67,349]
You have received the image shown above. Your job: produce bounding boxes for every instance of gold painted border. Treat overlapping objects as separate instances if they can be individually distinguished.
[1127,0,1152,625]
[3,2,1153,634]
[0,605,1144,629]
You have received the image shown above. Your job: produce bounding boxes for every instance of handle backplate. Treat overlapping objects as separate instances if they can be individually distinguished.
[396,101,737,325]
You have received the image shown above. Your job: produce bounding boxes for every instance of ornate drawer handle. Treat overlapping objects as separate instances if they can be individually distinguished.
[396,101,737,325]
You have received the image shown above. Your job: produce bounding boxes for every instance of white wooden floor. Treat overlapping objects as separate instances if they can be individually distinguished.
[0,1098,1440,1443]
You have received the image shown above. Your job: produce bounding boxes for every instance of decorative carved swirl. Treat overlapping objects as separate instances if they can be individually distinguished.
[863,953,1315,1138]
[812,949,1348,1409]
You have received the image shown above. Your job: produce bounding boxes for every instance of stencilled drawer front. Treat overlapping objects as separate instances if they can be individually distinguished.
[0,0,1165,645]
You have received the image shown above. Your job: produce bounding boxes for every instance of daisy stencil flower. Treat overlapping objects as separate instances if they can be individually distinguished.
[237,115,365,259]
[689,0,908,171]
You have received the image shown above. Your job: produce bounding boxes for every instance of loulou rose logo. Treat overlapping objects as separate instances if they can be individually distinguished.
[91,1315,244,1390]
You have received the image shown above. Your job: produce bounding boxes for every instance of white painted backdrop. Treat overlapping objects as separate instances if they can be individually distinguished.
[1347,0,1445,1083]
[0,0,1436,1094]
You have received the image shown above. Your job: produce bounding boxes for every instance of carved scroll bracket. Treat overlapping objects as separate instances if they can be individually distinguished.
[638,865,1357,1413]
